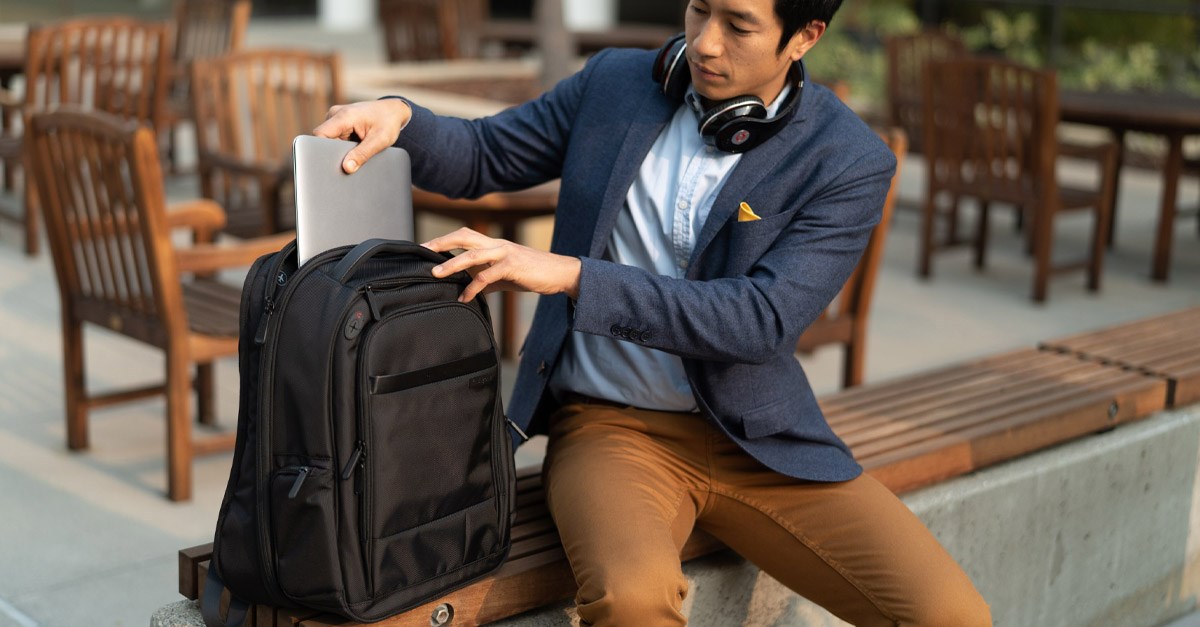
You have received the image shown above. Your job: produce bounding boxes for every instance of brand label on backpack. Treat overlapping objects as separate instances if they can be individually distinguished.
[345,309,367,340]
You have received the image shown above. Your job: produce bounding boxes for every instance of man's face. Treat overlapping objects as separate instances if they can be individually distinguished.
[683,0,820,103]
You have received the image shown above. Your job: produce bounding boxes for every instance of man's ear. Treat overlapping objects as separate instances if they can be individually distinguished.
[788,20,827,62]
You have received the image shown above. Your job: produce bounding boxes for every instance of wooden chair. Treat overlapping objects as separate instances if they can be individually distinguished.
[191,49,342,238]
[162,0,252,170]
[379,0,485,62]
[0,17,172,256]
[885,30,967,155]
[918,57,1119,303]
[796,128,907,389]
[25,108,291,501]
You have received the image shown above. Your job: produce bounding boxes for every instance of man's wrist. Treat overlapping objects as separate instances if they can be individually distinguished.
[379,95,414,132]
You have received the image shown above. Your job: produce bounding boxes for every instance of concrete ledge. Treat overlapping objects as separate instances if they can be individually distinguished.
[153,406,1200,626]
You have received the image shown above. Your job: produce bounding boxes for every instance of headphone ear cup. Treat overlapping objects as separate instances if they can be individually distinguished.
[698,96,766,149]
[652,33,690,101]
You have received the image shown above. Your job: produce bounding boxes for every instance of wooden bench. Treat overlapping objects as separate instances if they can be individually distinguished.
[178,336,1177,626]
[1040,306,1200,408]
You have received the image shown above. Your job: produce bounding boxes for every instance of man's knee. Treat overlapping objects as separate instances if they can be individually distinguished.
[575,561,689,627]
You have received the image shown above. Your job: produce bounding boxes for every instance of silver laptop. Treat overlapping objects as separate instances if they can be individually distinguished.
[293,135,415,265]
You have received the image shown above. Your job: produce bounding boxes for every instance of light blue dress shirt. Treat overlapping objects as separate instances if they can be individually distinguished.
[551,86,791,411]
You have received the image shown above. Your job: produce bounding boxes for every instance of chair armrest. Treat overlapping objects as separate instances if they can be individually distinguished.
[175,232,295,275]
[1058,139,1118,163]
[0,90,21,133]
[166,199,227,243]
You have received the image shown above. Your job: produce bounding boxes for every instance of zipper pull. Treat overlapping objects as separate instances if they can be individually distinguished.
[253,297,276,345]
[364,285,383,321]
[287,466,311,499]
[506,417,530,443]
[341,441,365,480]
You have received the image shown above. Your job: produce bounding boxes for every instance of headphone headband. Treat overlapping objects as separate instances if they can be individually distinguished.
[652,33,805,154]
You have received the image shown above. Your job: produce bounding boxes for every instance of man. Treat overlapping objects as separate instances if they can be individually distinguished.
[316,0,991,624]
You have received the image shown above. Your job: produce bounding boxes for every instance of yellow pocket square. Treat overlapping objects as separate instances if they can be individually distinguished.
[738,202,762,222]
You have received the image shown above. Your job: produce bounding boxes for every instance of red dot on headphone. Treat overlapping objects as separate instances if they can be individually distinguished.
[732,130,751,145]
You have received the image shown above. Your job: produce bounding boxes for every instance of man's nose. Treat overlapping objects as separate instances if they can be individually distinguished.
[690,19,723,58]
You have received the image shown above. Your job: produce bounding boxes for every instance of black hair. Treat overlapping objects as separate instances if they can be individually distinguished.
[775,0,843,53]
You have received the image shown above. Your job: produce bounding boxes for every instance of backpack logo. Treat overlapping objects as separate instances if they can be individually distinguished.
[344,310,367,339]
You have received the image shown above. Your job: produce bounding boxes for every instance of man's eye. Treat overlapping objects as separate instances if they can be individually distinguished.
[731,24,751,35]
[690,5,709,15]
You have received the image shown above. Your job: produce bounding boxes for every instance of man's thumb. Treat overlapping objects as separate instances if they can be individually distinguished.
[342,134,391,174]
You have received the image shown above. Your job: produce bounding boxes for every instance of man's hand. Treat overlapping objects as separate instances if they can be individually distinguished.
[312,98,412,174]
[423,228,581,303]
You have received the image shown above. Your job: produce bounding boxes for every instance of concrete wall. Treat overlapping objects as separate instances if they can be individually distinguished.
[494,406,1200,626]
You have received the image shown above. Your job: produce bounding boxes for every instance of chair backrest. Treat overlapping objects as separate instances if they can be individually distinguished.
[170,0,251,99]
[25,108,184,346]
[796,127,907,388]
[379,0,485,61]
[191,49,342,166]
[23,18,172,133]
[923,57,1058,208]
[823,127,908,333]
[885,30,967,154]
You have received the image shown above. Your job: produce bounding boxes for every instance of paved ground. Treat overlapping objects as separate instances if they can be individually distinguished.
[0,16,1198,627]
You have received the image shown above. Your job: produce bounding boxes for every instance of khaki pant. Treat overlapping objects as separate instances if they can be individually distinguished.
[543,399,992,626]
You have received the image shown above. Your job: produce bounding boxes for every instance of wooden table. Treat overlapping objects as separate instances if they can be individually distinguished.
[1059,90,1200,282]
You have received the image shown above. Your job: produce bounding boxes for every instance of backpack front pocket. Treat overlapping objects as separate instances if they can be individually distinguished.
[358,302,503,595]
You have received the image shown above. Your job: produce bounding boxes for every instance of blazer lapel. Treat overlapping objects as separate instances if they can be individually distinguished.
[588,88,677,258]
[687,117,805,278]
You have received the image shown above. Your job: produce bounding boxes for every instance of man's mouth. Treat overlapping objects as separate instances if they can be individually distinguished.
[691,61,724,80]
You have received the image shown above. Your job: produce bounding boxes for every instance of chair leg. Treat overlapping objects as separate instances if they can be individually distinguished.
[974,201,991,269]
[842,336,864,389]
[24,181,39,257]
[166,350,194,501]
[62,316,88,451]
[918,194,938,278]
[196,362,216,426]
[1031,208,1054,303]
[1087,204,1109,292]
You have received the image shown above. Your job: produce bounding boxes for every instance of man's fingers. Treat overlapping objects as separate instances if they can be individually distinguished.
[432,245,504,278]
[422,228,496,254]
[341,132,390,173]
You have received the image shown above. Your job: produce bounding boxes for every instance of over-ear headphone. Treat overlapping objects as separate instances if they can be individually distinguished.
[652,32,805,154]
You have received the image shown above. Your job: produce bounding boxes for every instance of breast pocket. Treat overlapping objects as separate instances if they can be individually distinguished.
[726,210,794,273]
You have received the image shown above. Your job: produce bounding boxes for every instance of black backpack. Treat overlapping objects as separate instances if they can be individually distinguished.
[202,239,517,626]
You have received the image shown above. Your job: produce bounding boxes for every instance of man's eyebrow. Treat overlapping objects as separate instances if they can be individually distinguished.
[726,9,762,25]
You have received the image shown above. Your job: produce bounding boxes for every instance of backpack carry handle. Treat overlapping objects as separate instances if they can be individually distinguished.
[332,239,450,284]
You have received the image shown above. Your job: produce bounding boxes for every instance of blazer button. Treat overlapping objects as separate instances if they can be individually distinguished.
[611,324,621,337]
[639,331,651,342]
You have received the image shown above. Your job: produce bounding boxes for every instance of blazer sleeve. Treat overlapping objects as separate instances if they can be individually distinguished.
[391,50,610,198]
[570,147,896,366]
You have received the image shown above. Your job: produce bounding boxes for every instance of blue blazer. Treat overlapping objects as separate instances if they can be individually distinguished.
[395,48,896,482]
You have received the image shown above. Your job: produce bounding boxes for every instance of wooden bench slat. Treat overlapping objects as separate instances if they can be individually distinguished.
[819,349,1036,410]
[830,353,1125,436]
[847,368,1153,459]
[820,349,1120,417]
[863,377,1168,493]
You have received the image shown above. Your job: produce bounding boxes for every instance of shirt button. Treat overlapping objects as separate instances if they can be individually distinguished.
[679,259,689,270]
[706,146,716,153]
[677,200,689,210]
